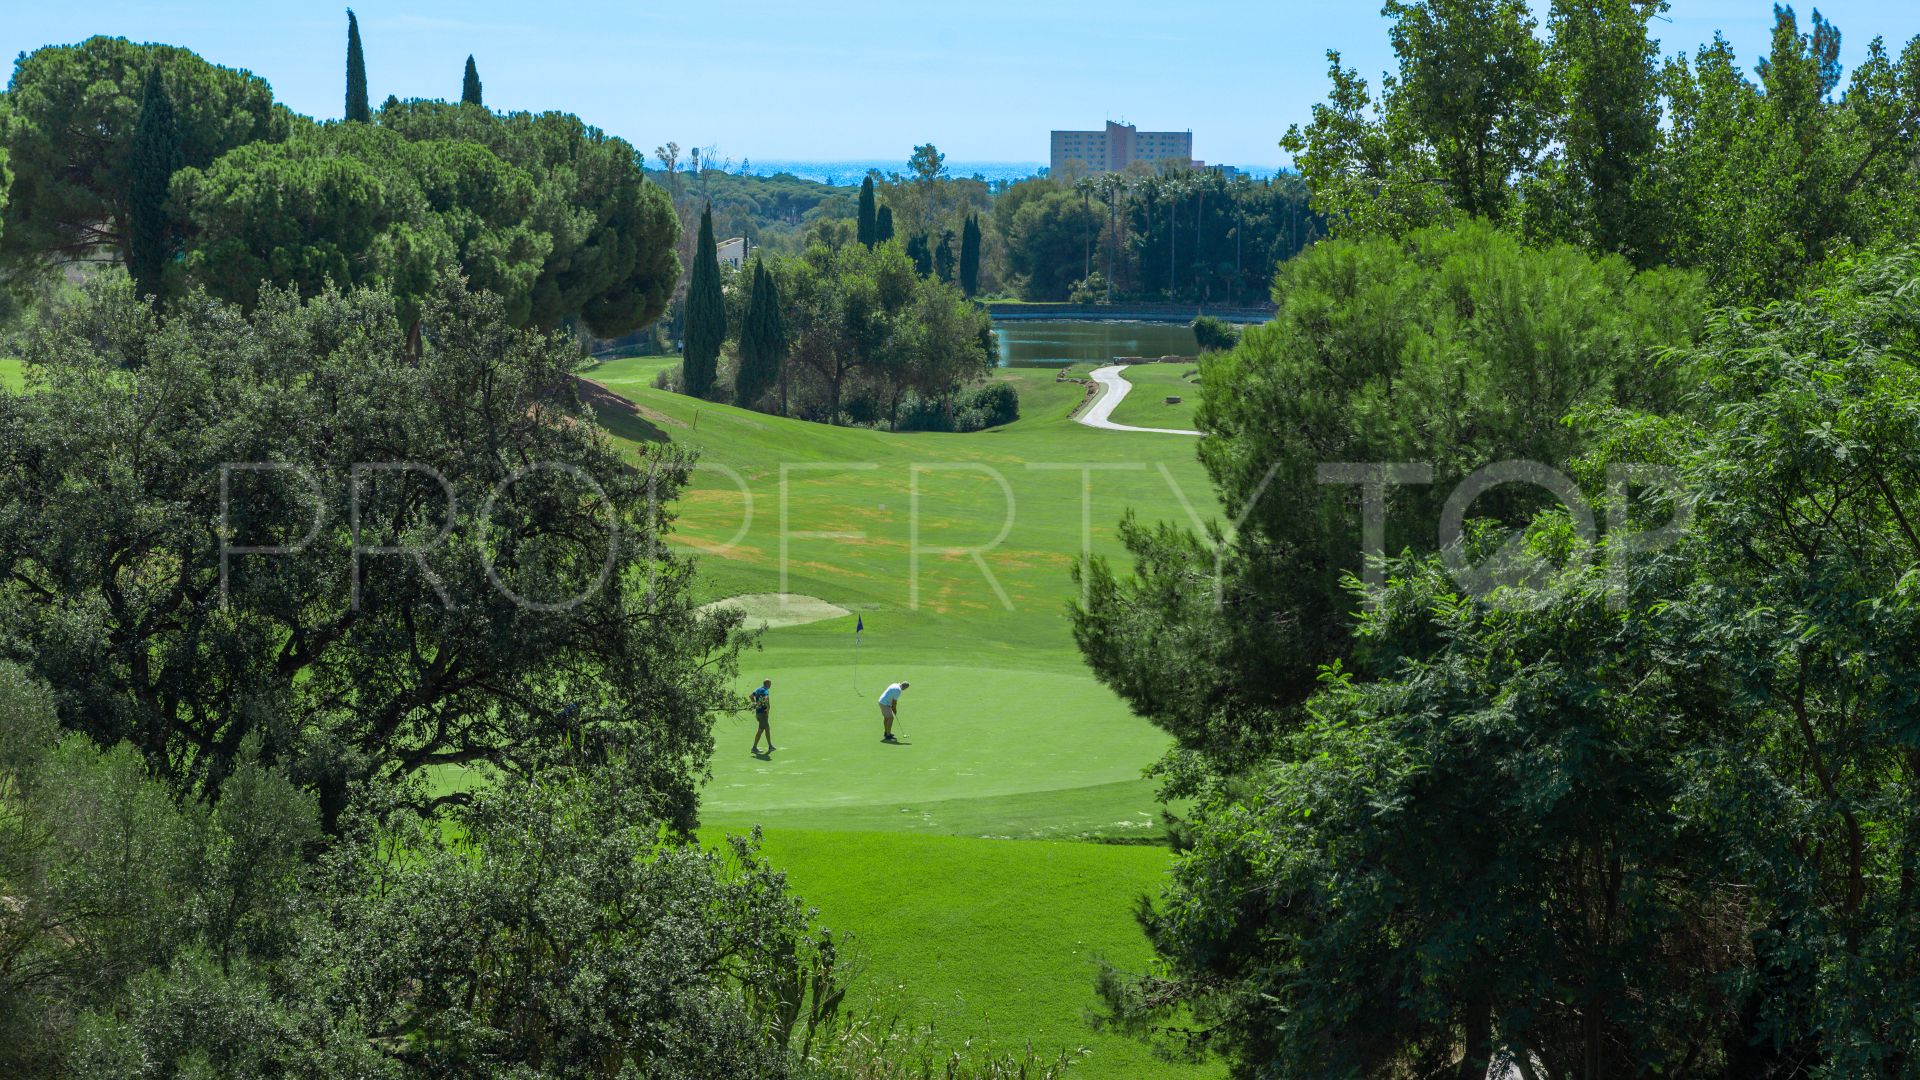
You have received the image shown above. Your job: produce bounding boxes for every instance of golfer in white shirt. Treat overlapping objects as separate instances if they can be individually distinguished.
[877,681,909,742]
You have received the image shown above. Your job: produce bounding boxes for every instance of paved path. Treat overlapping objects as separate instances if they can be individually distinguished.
[1075,365,1202,435]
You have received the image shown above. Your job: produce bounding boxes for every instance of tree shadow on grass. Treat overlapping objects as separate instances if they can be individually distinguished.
[575,375,669,444]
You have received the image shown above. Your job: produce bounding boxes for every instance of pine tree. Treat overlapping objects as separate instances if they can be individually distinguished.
[906,235,932,277]
[128,64,181,305]
[462,55,483,106]
[959,214,981,298]
[735,259,786,409]
[876,205,895,244]
[345,10,370,122]
[857,175,877,248]
[683,204,725,399]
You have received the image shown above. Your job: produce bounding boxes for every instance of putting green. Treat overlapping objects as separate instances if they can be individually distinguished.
[705,664,1169,834]
[0,358,24,393]
[1106,362,1203,431]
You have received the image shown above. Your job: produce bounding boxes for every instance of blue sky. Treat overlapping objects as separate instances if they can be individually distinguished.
[6,2,1919,169]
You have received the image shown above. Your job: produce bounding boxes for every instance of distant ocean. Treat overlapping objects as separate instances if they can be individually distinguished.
[742,160,1046,186]
[740,159,1286,186]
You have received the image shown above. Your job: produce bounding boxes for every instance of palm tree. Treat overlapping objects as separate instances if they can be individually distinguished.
[1096,172,1128,304]
[1160,170,1191,302]
[1072,175,1098,285]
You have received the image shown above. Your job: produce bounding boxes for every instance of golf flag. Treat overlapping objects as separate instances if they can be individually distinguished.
[855,616,864,635]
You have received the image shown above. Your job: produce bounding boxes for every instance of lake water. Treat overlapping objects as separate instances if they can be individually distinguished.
[993,320,1199,368]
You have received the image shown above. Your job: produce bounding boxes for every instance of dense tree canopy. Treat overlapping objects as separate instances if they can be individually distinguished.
[992,170,1319,303]
[1079,7,1920,1073]
[374,100,682,334]
[1005,188,1100,300]
[0,37,290,278]
[0,273,744,829]
[0,49,677,335]
[1101,245,1920,1078]
[170,121,548,322]
[1074,220,1703,771]
[767,238,992,427]
[1285,1,1920,302]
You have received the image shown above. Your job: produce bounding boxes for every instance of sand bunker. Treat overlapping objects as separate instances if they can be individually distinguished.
[700,593,852,630]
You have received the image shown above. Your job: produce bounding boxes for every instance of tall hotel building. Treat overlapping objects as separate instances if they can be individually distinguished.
[1050,121,1196,176]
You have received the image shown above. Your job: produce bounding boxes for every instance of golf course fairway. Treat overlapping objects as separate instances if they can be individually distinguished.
[588,354,1225,1078]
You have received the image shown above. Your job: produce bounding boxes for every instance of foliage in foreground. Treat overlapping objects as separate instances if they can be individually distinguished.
[0,661,1082,1078]
[1073,219,1702,773]
[1097,249,1920,1076]
[0,658,838,1078]
[0,273,744,829]
[1285,0,1920,304]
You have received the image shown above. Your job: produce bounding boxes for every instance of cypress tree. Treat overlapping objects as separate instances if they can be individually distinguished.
[683,203,725,399]
[934,229,956,284]
[735,259,786,409]
[461,55,483,106]
[959,214,981,298]
[906,235,932,277]
[856,175,877,248]
[128,64,181,304]
[876,205,895,244]
[345,10,370,122]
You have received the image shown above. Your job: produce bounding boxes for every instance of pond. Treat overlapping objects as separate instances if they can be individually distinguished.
[993,320,1199,368]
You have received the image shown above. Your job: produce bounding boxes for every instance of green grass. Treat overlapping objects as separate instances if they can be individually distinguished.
[701,664,1170,841]
[736,830,1220,1079]
[581,362,1209,822]
[575,356,1229,1077]
[0,359,24,392]
[1106,363,1202,431]
[585,355,1215,677]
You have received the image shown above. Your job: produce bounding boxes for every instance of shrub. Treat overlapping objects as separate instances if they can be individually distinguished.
[954,381,1019,432]
[1190,314,1239,353]
[1067,272,1107,304]
[894,390,953,432]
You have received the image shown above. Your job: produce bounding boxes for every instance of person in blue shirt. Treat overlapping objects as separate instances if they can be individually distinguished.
[750,680,774,752]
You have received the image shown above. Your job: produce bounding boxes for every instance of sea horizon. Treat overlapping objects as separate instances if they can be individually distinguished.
[736,158,1286,186]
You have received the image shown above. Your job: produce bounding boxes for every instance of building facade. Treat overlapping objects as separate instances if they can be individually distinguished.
[1050,121,1196,176]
